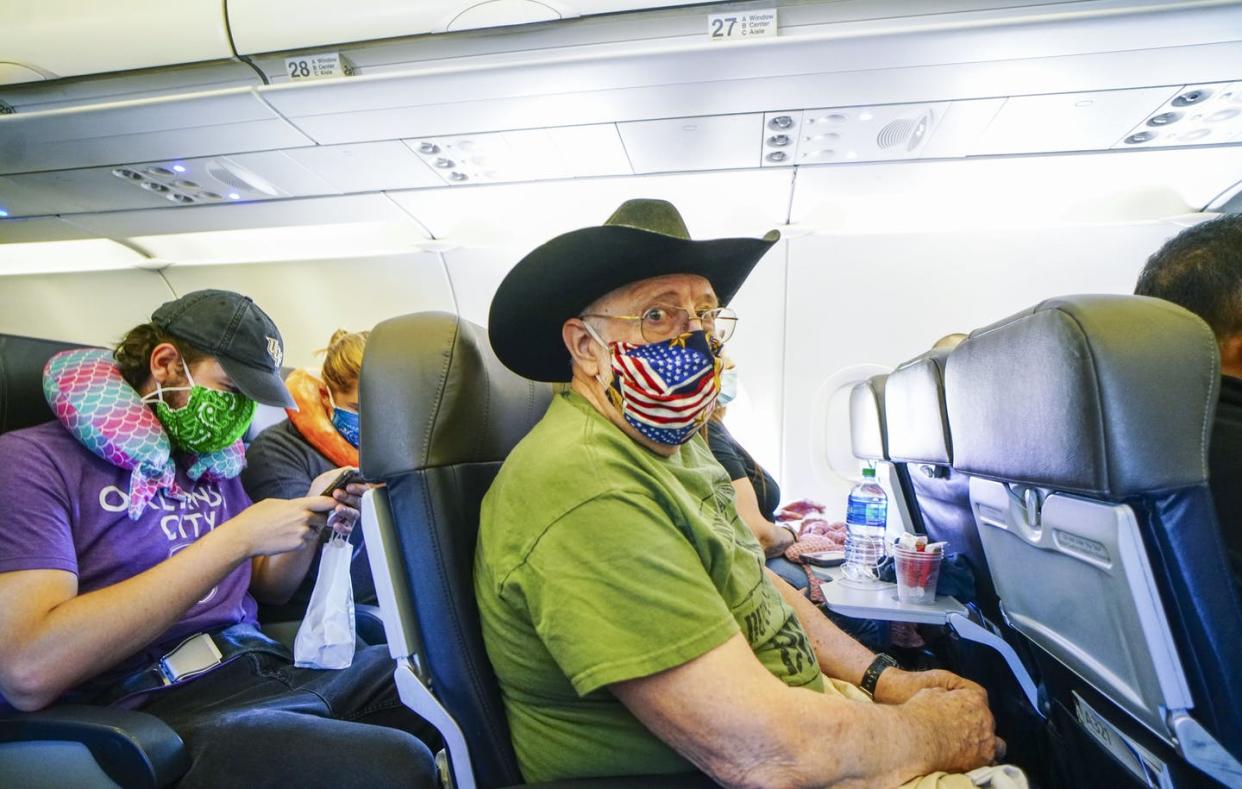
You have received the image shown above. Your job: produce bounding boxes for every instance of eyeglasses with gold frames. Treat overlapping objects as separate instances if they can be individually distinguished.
[581,304,738,344]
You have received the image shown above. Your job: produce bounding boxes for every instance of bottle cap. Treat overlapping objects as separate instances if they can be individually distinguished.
[862,466,876,478]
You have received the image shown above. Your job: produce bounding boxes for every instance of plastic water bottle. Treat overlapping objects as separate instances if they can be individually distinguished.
[843,466,888,582]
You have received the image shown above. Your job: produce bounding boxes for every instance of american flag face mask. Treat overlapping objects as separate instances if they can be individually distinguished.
[588,327,722,446]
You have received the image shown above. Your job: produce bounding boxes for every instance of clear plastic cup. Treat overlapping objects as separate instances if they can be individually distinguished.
[893,546,943,604]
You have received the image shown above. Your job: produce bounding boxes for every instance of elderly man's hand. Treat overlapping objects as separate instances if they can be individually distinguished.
[904,684,1001,773]
[874,667,986,705]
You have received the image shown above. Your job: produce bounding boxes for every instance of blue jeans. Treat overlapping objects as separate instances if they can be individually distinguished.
[135,643,438,789]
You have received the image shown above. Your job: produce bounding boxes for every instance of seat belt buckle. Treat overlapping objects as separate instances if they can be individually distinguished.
[158,632,224,685]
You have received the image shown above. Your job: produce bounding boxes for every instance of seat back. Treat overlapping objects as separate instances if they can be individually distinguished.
[0,333,91,434]
[849,374,889,463]
[359,312,551,789]
[886,349,995,616]
[948,294,1242,786]
[850,374,921,534]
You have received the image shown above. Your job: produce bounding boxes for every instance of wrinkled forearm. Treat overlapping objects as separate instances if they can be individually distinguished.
[688,679,938,788]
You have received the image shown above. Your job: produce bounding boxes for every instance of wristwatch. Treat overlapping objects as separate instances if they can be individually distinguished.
[779,524,799,543]
[860,653,898,698]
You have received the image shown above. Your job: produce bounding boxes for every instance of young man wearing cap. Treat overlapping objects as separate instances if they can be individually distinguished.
[0,290,437,788]
[477,200,1008,787]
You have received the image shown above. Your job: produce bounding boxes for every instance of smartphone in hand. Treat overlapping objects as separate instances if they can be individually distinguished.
[319,468,365,498]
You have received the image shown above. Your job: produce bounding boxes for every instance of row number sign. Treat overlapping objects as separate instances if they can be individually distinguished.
[284,52,351,81]
[708,9,778,41]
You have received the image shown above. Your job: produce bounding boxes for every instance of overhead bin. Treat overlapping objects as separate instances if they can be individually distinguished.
[255,0,1242,146]
[0,0,232,85]
[226,0,709,55]
[0,89,314,176]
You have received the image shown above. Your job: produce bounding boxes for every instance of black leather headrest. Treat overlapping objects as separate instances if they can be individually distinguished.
[359,312,553,479]
[886,349,952,466]
[0,334,92,434]
[946,295,1219,498]
[849,374,889,461]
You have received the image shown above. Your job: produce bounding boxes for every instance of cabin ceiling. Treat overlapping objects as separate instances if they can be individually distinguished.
[1,0,1241,270]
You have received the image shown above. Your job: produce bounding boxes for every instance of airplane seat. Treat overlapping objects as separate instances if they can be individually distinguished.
[884,347,1055,780]
[358,311,713,789]
[849,373,922,534]
[947,295,1242,788]
[0,333,190,789]
[0,333,91,433]
[884,349,998,620]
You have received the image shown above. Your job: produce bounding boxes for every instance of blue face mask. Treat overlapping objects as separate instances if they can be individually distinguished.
[331,407,360,447]
[718,367,739,407]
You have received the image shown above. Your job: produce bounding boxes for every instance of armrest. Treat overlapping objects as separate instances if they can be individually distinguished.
[0,705,189,788]
[355,603,388,646]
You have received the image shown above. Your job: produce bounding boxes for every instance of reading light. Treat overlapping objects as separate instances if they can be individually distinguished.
[1173,89,1211,107]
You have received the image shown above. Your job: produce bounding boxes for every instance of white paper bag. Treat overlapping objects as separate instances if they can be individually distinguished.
[294,531,356,669]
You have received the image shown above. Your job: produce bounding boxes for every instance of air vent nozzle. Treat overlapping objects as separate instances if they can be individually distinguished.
[876,111,933,151]
[204,160,280,196]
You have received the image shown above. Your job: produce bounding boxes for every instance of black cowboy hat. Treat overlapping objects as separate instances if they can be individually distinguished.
[488,198,780,382]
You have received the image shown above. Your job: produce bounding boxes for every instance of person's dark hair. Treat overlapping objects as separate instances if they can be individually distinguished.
[114,324,208,391]
[1135,215,1242,340]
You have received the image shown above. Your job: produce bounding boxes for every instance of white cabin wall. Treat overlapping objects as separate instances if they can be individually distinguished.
[780,221,1192,519]
[0,269,174,347]
[442,247,523,328]
[715,243,788,485]
[161,252,454,369]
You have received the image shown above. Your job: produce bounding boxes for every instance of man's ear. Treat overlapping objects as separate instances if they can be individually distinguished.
[148,343,186,387]
[1220,334,1242,379]
[563,318,604,379]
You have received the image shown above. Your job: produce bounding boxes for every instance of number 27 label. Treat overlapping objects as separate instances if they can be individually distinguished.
[708,9,778,41]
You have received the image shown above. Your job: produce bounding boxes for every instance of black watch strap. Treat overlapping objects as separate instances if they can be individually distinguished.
[860,653,898,698]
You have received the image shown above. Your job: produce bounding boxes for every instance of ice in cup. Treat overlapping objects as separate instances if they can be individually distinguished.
[894,544,943,604]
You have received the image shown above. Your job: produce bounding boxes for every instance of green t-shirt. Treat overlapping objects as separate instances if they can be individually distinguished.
[475,390,824,782]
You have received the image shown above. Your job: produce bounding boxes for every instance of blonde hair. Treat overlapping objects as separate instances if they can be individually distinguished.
[318,329,369,393]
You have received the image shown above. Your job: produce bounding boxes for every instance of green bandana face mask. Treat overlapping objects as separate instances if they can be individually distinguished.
[143,361,256,454]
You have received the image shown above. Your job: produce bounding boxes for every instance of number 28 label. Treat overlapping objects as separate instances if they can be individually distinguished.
[283,52,351,82]
[708,9,778,41]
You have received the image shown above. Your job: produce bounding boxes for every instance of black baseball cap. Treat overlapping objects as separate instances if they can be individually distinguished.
[151,289,295,409]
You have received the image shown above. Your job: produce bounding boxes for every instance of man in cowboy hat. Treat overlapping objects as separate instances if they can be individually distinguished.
[476,200,1004,786]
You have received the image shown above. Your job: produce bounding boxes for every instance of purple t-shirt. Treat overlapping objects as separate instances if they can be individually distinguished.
[0,421,258,706]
